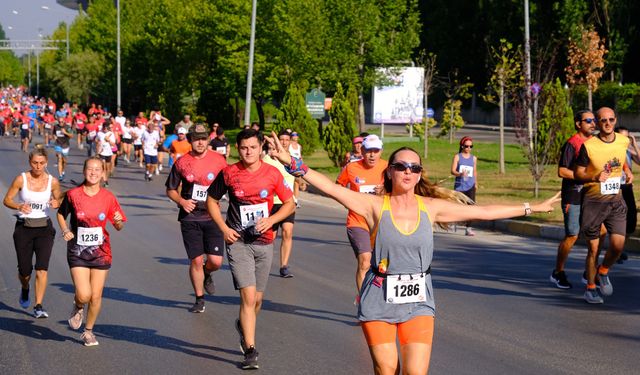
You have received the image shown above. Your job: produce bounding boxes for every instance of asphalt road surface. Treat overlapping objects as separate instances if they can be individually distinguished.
[0,134,638,374]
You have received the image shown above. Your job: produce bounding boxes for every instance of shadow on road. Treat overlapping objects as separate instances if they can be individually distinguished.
[0,302,71,342]
[52,283,191,310]
[96,324,240,365]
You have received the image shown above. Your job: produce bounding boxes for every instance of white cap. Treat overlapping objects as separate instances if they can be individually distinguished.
[362,134,383,150]
[177,127,188,134]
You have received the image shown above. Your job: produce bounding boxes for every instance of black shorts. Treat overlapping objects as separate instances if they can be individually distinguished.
[621,184,637,234]
[580,198,627,239]
[13,220,56,277]
[134,144,142,151]
[180,220,225,259]
[20,129,30,139]
[122,138,133,144]
[459,186,476,202]
[100,154,113,162]
[271,203,295,231]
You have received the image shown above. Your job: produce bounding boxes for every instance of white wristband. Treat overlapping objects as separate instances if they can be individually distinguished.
[524,202,532,216]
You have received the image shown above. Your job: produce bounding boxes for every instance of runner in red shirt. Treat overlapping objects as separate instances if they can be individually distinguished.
[75,111,88,149]
[166,124,227,313]
[207,129,295,369]
[57,157,126,346]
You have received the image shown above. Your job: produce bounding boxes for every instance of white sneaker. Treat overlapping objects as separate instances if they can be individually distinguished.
[155,168,160,175]
[158,164,163,172]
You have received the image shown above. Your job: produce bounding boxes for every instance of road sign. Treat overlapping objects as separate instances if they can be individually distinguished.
[426,108,435,118]
[306,88,326,119]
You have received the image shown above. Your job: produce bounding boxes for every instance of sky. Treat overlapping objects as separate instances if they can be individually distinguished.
[0,0,78,55]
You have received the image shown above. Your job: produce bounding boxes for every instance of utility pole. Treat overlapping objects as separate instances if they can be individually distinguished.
[244,0,257,126]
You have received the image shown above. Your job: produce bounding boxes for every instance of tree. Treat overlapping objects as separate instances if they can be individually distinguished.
[439,71,473,143]
[566,27,608,111]
[416,51,437,160]
[526,79,573,197]
[483,39,523,174]
[274,81,320,156]
[47,51,106,105]
[322,83,356,166]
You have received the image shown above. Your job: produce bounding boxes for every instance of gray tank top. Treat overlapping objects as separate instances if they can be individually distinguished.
[358,195,435,322]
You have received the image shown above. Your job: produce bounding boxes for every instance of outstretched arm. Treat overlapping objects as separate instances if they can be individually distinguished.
[426,191,561,223]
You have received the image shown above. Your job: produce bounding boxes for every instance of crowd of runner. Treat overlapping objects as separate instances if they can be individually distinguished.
[2,84,635,373]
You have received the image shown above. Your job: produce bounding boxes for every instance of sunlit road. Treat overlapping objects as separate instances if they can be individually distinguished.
[0,134,638,374]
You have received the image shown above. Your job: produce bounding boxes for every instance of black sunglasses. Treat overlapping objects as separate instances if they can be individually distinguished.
[599,117,616,123]
[581,118,596,124]
[390,161,423,174]
[463,144,473,148]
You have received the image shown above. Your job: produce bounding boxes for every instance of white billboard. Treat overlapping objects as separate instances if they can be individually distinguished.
[372,67,424,124]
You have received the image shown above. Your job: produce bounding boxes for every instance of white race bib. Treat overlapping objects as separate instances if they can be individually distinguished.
[56,130,64,137]
[459,165,474,178]
[44,123,51,129]
[29,202,46,213]
[191,183,209,201]
[88,130,97,139]
[359,185,377,194]
[21,124,28,130]
[216,146,226,155]
[600,177,621,195]
[240,202,269,228]
[385,273,427,304]
[77,227,103,246]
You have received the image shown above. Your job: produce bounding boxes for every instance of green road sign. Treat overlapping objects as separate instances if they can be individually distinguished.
[305,88,326,119]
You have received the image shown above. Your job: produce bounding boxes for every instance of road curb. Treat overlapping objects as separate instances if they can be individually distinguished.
[299,189,640,254]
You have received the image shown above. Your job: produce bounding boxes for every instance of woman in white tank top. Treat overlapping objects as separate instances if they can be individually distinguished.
[3,148,62,318]
[288,132,302,158]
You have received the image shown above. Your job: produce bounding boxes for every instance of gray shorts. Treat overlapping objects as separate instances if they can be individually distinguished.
[227,241,273,292]
[347,227,372,257]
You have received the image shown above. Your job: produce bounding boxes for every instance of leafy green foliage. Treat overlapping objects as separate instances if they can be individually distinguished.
[274,81,320,155]
[538,79,574,164]
[47,51,106,105]
[322,83,356,166]
[406,118,437,141]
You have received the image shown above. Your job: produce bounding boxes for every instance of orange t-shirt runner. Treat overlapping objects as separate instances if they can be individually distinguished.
[336,159,388,229]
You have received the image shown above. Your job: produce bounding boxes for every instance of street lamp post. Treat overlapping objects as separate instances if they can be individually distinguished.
[117,0,121,110]
[244,0,257,126]
[524,0,533,154]
[41,5,70,60]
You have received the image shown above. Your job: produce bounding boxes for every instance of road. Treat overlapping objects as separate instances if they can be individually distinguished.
[0,134,639,374]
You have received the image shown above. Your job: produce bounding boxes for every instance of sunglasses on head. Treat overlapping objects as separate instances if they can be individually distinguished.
[599,117,616,123]
[390,161,423,174]
[581,118,596,124]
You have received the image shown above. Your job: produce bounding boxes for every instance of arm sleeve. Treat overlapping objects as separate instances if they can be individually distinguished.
[165,164,182,190]
[558,143,575,169]
[207,172,227,200]
[57,193,71,218]
[576,145,590,168]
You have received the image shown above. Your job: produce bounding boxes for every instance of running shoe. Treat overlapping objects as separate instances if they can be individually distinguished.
[597,273,613,296]
[158,164,163,172]
[189,298,205,313]
[617,251,628,264]
[465,227,476,236]
[279,266,294,278]
[33,304,49,319]
[581,271,588,285]
[81,330,99,346]
[584,288,603,304]
[68,304,84,330]
[203,268,216,295]
[19,288,30,309]
[241,346,259,370]
[155,168,160,175]
[549,270,572,289]
[236,318,247,354]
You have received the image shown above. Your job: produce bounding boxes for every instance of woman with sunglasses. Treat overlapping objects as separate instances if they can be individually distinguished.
[265,132,559,375]
[451,136,478,235]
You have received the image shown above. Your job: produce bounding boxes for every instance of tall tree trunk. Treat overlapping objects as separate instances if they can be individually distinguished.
[448,101,454,144]
[234,96,241,128]
[254,95,265,129]
[499,84,505,174]
[587,87,593,111]
[423,83,429,160]
[358,93,366,133]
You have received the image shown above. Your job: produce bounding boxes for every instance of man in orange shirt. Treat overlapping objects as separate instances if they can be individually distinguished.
[336,134,388,293]
[170,127,192,161]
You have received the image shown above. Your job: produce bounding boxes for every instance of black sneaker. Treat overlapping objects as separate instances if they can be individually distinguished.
[188,298,205,313]
[617,251,628,264]
[279,266,293,278]
[203,267,215,295]
[235,319,247,354]
[549,270,572,289]
[241,346,259,370]
[33,304,49,319]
